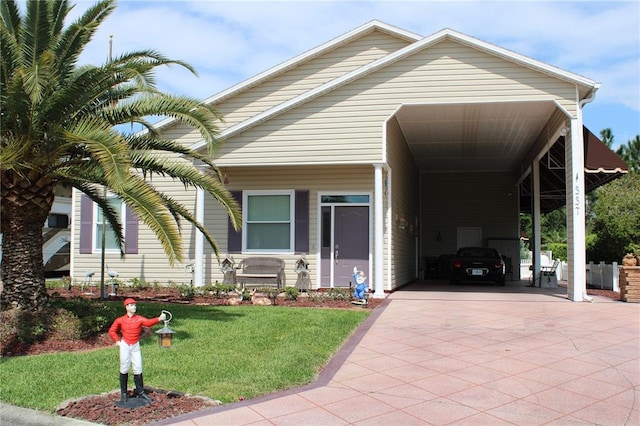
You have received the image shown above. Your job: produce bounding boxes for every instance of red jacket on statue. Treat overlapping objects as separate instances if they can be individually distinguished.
[109,304,160,344]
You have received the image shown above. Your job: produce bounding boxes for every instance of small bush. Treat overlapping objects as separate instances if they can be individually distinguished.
[326,288,351,301]
[49,309,82,341]
[307,288,352,302]
[128,277,150,291]
[284,286,299,301]
[178,284,194,299]
[0,308,49,350]
[51,298,120,339]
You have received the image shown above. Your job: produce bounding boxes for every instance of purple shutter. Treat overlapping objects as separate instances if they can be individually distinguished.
[295,190,309,253]
[227,191,242,253]
[79,195,93,254]
[125,205,138,254]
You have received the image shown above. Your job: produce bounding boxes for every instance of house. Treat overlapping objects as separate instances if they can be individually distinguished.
[70,21,628,301]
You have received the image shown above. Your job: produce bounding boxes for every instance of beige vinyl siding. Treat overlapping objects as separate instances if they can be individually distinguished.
[420,171,519,258]
[72,165,375,288]
[214,40,579,167]
[212,31,413,131]
[210,165,374,287]
[72,175,200,285]
[151,31,412,152]
[386,117,420,289]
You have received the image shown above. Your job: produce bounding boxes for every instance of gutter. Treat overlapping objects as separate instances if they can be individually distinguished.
[578,85,599,303]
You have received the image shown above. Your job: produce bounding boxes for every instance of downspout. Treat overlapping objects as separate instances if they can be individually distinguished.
[578,87,599,302]
[373,163,385,297]
[194,185,205,287]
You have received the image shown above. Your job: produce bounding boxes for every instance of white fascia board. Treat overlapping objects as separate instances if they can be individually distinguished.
[192,27,600,152]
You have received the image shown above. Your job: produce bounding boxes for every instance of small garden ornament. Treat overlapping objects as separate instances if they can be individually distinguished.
[352,266,369,305]
[108,298,166,408]
[622,253,638,267]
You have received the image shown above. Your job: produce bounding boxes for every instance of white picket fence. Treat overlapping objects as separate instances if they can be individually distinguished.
[520,259,620,292]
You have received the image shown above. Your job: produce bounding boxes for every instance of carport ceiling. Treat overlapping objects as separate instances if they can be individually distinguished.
[395,101,556,172]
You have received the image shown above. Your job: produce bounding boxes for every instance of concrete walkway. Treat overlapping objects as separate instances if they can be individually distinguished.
[155,280,639,426]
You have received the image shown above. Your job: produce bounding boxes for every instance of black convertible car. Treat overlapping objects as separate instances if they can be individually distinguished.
[450,247,506,285]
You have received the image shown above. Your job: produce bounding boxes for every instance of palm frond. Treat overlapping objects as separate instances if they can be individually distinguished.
[22,0,51,65]
[74,181,126,254]
[159,193,223,261]
[126,135,219,170]
[62,117,130,191]
[118,177,184,265]
[55,0,116,79]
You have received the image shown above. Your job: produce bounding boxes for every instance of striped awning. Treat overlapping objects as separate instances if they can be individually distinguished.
[520,126,629,213]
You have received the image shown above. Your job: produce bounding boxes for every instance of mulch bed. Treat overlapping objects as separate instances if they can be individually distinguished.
[55,388,220,426]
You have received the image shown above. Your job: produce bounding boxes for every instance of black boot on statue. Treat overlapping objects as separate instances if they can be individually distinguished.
[116,373,128,407]
[134,374,152,403]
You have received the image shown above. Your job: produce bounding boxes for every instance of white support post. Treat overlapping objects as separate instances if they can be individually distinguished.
[373,163,385,297]
[194,186,205,287]
[612,262,619,292]
[566,118,587,301]
[532,160,542,282]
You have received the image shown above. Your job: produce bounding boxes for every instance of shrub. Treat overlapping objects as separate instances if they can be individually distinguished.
[326,288,351,301]
[128,277,150,291]
[284,286,299,301]
[49,309,82,341]
[0,308,49,352]
[178,284,195,299]
[51,298,120,339]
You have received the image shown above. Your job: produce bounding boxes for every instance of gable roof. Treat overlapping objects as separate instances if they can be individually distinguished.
[153,20,421,131]
[186,22,599,152]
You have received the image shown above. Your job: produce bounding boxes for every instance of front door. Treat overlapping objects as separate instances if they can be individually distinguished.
[321,200,369,287]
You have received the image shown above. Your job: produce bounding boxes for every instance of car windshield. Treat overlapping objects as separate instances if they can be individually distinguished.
[459,249,497,258]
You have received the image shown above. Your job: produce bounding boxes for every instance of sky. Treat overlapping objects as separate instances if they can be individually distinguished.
[66,0,639,149]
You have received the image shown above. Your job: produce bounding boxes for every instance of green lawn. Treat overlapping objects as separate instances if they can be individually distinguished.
[0,303,370,412]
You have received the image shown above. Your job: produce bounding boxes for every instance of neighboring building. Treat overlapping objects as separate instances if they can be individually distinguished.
[70,21,627,300]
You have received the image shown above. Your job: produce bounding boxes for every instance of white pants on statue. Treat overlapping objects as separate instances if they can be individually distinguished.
[119,341,142,375]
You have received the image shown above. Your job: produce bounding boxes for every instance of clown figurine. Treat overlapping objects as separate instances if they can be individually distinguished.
[108,298,166,407]
[352,267,368,302]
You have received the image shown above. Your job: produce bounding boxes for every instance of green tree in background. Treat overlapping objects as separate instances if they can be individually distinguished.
[1,0,241,311]
[587,173,640,262]
[616,135,639,173]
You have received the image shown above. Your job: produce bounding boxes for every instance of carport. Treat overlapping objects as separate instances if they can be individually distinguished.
[385,99,628,301]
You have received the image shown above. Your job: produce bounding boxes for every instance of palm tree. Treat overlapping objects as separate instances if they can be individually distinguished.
[1,0,240,311]
[617,135,640,174]
[599,128,615,148]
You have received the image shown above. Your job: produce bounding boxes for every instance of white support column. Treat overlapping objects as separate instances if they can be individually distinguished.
[566,118,587,301]
[373,163,385,297]
[194,186,205,287]
[532,160,542,282]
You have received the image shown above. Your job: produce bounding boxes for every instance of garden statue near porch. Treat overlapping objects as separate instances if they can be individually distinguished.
[108,298,167,408]
[221,256,236,285]
[352,266,369,305]
[295,254,310,291]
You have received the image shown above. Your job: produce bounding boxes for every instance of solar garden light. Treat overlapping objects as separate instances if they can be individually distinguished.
[155,310,175,348]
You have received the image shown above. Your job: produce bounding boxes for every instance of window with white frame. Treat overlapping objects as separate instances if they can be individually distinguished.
[93,196,125,252]
[244,190,294,252]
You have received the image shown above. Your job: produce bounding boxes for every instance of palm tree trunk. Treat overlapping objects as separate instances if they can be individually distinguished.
[1,172,54,311]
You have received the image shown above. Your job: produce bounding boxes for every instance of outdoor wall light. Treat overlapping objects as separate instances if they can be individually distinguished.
[155,310,175,348]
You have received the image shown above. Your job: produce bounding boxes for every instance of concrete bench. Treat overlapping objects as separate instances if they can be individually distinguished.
[235,257,286,289]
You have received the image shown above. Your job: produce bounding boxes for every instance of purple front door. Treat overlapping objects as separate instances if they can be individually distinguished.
[321,205,369,287]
